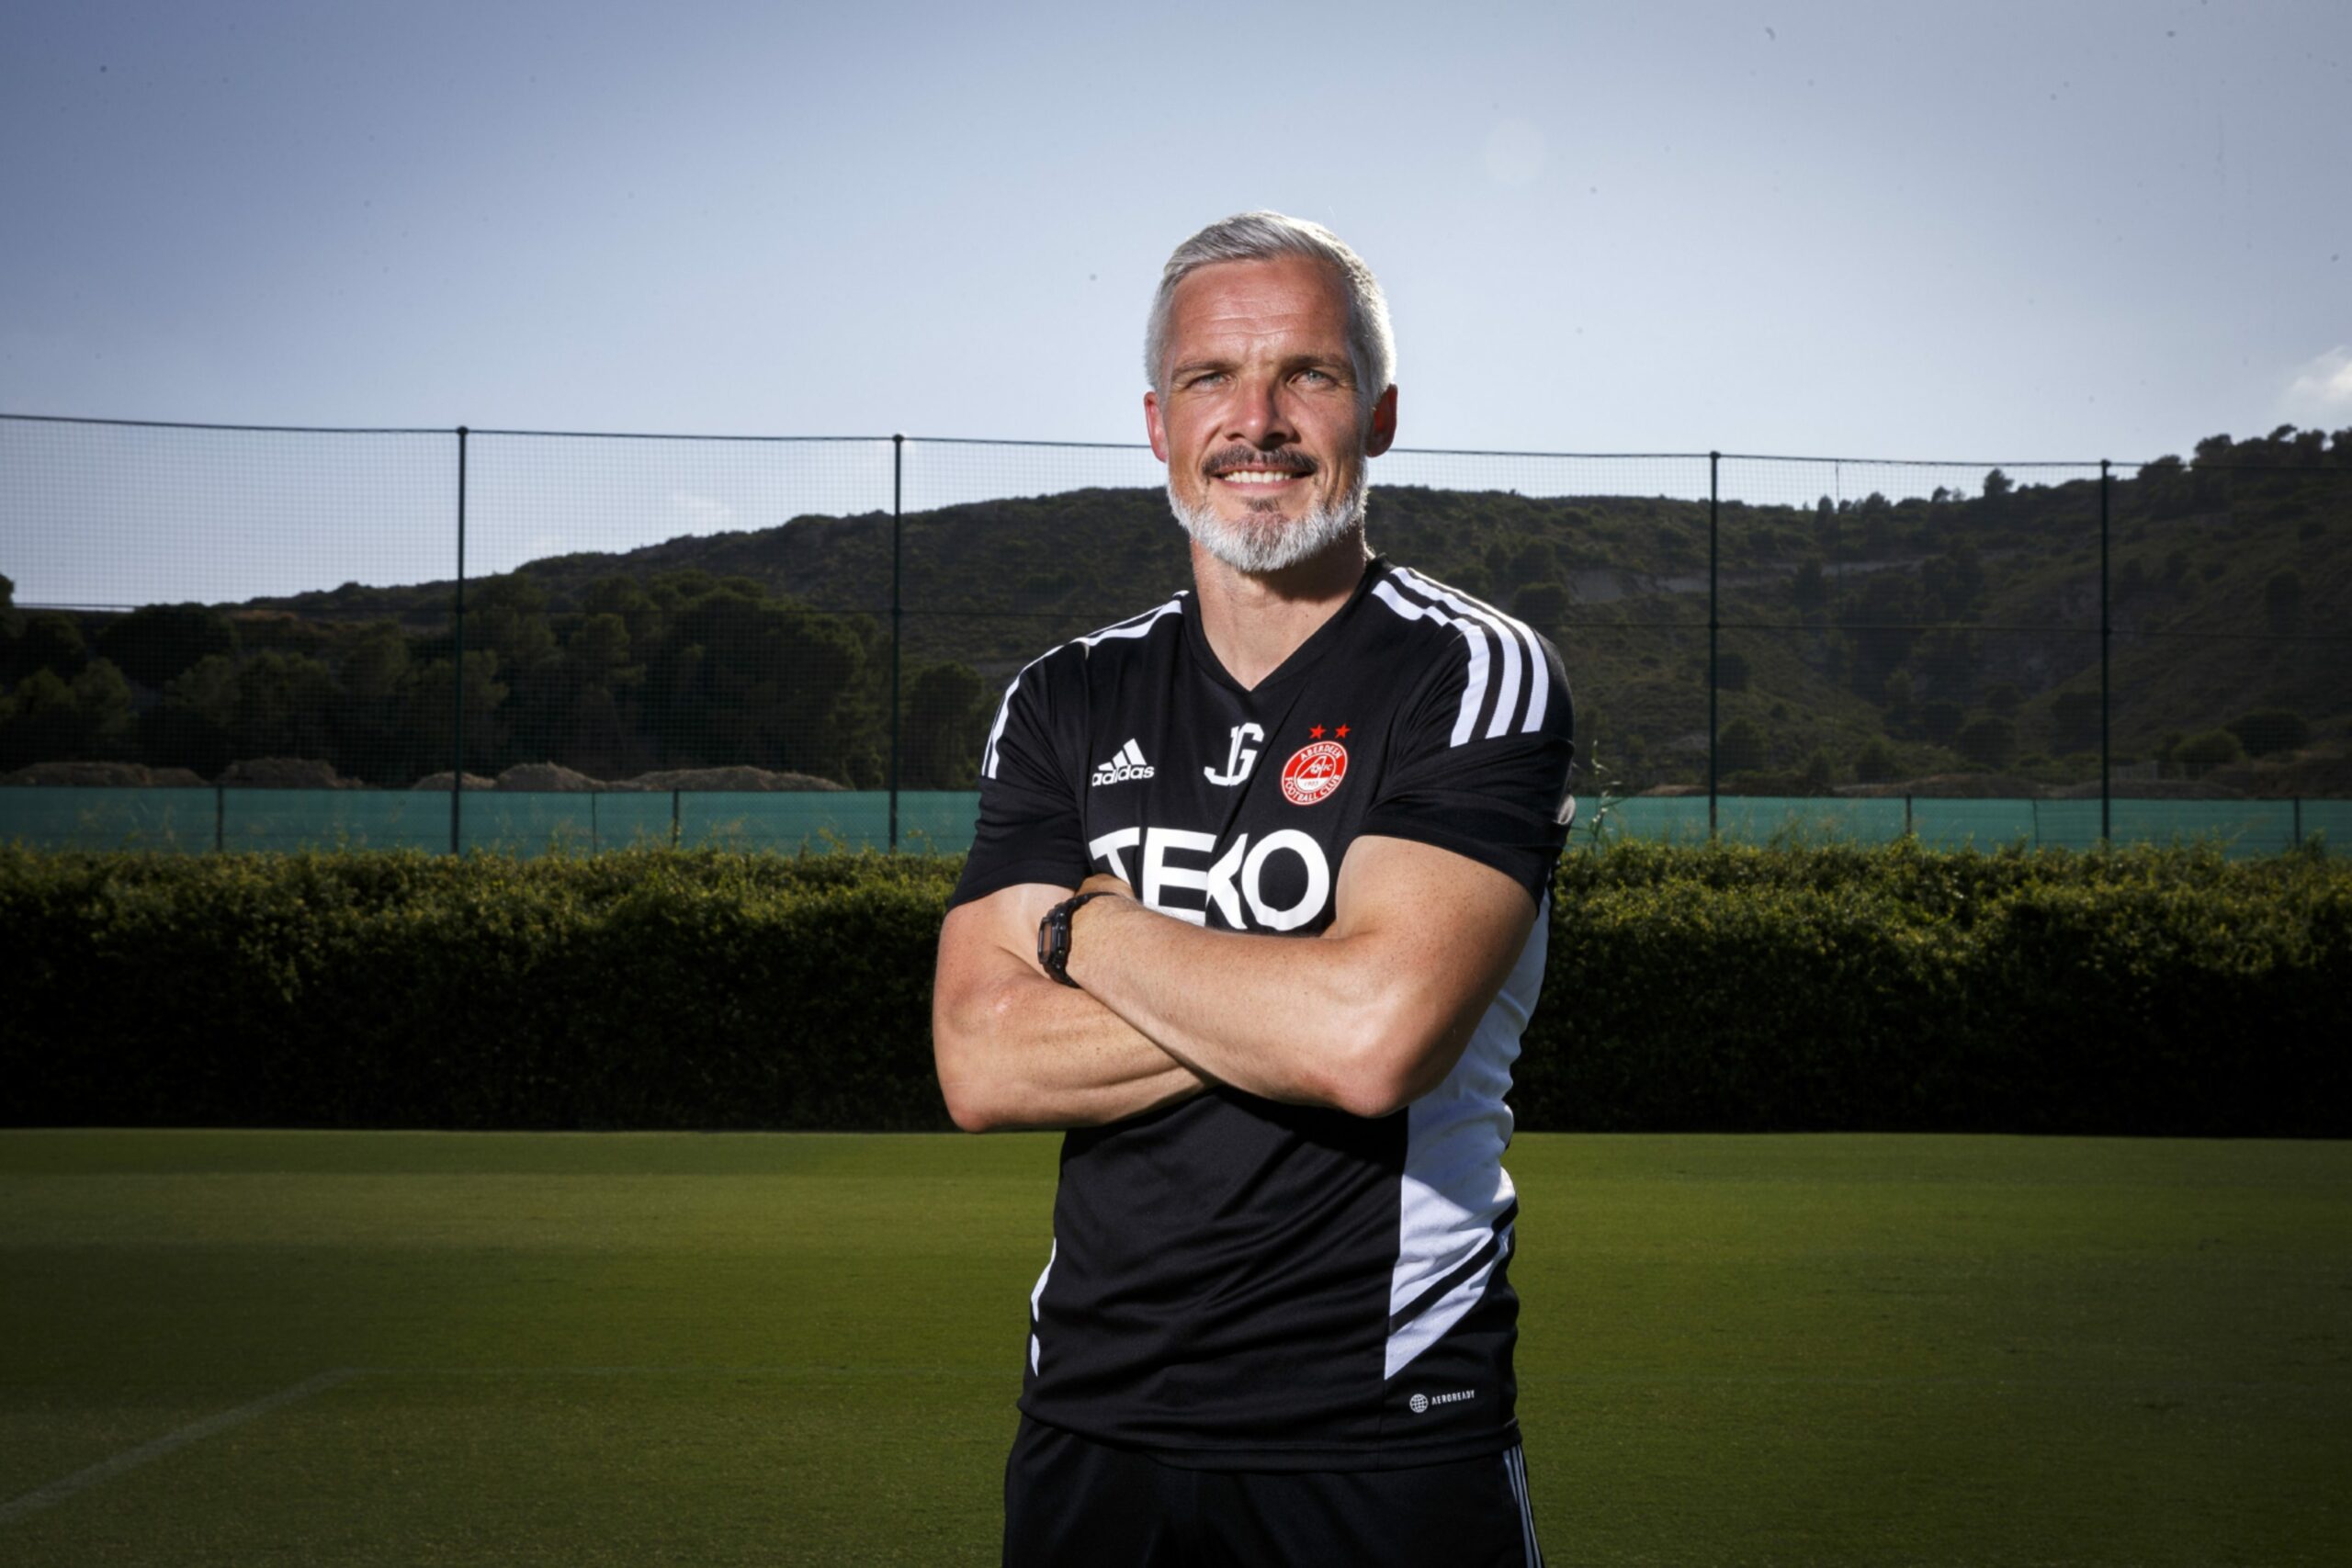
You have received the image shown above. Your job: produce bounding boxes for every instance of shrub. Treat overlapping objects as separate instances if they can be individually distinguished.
[2,842,2346,1135]
[2227,708,2310,758]
[2175,728,2244,773]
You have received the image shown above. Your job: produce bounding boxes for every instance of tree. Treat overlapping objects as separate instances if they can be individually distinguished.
[403,649,509,779]
[645,586,885,784]
[2265,570,2302,633]
[1510,581,1567,630]
[1849,572,1925,694]
[141,653,241,776]
[2051,691,2103,756]
[93,603,237,690]
[1922,541,1985,619]
[1713,649,1750,692]
[0,659,135,769]
[5,612,87,682]
[471,572,560,675]
[1982,468,2014,502]
[333,624,417,784]
[899,661,990,789]
[1854,737,1898,784]
[1792,558,1827,619]
[2226,709,2309,758]
[1954,716,2017,771]
[1509,538,1560,584]
[1919,699,1965,746]
[1716,716,1768,774]
[2174,728,2243,774]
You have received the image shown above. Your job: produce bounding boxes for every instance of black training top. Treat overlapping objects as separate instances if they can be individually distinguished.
[950,556,1576,1471]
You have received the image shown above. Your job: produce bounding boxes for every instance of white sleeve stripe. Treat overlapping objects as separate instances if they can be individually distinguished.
[1076,598,1184,650]
[978,599,1182,780]
[1371,578,1490,747]
[1396,569,1521,740]
[979,671,1028,780]
[1395,567,1551,737]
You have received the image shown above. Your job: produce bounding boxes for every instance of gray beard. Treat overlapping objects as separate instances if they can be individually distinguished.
[1166,469,1368,575]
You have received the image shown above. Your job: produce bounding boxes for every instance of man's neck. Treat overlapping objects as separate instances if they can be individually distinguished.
[1189,532,1370,692]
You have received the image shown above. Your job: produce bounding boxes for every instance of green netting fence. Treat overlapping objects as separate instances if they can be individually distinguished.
[4,786,2343,861]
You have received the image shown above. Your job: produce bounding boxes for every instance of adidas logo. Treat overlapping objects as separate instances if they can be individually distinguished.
[1091,739,1156,786]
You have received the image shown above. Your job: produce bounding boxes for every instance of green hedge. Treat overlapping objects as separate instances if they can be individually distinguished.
[3,841,2346,1134]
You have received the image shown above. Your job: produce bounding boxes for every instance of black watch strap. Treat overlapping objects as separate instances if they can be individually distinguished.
[1037,891,1114,988]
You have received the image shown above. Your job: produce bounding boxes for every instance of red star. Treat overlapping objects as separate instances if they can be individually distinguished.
[1336,724,1351,739]
[1308,725,1326,739]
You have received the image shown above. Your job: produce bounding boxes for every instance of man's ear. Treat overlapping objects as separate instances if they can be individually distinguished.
[1364,384,1399,457]
[1144,389,1170,463]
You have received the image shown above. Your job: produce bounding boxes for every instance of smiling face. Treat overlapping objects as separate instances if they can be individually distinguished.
[1145,253,1397,576]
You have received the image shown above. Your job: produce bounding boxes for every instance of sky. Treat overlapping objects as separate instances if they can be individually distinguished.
[3,0,2349,602]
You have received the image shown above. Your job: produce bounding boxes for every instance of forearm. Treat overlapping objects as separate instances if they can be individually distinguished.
[933,946,1212,1132]
[1062,897,1427,1117]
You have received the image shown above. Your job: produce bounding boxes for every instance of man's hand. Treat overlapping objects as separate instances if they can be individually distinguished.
[931,879,1214,1133]
[1063,836,1539,1120]
[933,840,1537,1129]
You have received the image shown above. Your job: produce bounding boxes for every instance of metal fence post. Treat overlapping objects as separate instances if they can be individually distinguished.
[888,434,904,852]
[2099,458,2111,846]
[451,424,469,856]
[1707,450,1720,840]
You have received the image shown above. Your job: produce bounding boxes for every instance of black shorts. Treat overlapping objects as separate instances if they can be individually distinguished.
[1001,1416,1544,1567]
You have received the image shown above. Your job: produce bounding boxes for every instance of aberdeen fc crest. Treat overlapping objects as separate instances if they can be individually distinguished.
[1280,739,1348,806]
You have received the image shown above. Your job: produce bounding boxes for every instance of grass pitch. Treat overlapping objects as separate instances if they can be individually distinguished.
[1,1131,2345,1566]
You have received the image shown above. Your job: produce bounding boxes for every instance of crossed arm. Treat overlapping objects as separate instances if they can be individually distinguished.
[930,835,1538,1132]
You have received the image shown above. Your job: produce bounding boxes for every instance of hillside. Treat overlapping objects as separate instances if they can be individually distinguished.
[4,427,2347,796]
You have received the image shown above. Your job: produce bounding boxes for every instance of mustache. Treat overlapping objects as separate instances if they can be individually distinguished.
[1204,446,1318,477]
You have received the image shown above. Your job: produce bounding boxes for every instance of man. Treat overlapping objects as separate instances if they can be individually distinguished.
[933,211,1573,1567]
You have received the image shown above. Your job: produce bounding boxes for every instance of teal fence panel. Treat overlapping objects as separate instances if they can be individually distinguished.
[1713,796,1910,846]
[2109,800,2299,859]
[456,792,671,856]
[678,791,896,852]
[898,791,982,854]
[223,789,445,852]
[2,788,2340,858]
[2029,800,2106,852]
[0,786,217,851]
[2303,800,2352,848]
[1910,798,2041,850]
[1594,795,1713,843]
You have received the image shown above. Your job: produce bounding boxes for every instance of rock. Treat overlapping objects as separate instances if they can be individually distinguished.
[495,761,605,792]
[1,761,209,787]
[215,757,360,789]
[607,766,846,793]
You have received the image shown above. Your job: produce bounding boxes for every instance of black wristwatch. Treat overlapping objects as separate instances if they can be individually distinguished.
[1037,891,1115,988]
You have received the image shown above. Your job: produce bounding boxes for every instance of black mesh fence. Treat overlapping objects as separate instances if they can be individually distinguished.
[2,412,2346,853]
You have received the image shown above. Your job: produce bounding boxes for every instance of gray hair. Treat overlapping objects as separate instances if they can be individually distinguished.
[1143,211,1395,410]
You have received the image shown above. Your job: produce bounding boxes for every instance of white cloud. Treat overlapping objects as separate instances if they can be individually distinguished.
[2281,346,2352,420]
